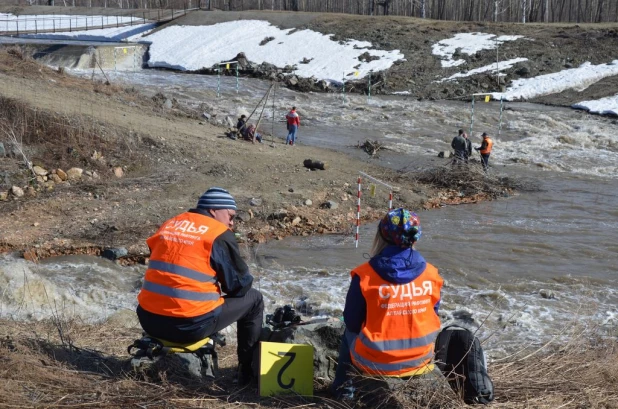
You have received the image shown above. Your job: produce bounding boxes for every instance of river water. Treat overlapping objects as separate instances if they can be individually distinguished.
[1,69,616,356]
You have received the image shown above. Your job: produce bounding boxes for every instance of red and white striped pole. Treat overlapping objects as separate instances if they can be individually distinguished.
[355,176,362,248]
[388,191,393,210]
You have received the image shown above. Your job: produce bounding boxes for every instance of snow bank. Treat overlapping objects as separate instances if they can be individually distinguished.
[492,61,618,101]
[432,33,524,68]
[0,12,142,32]
[21,23,156,42]
[440,57,528,82]
[573,94,618,116]
[143,20,404,82]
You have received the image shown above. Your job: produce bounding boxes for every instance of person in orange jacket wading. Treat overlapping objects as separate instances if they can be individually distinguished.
[136,187,264,385]
[331,208,445,400]
[475,132,494,172]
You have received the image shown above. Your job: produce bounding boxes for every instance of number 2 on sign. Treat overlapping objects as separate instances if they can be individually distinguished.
[277,352,296,389]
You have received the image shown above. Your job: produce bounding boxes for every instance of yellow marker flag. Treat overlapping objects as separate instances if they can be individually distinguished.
[259,342,314,397]
[226,63,230,69]
[485,95,491,102]
[370,184,376,196]
[123,48,127,54]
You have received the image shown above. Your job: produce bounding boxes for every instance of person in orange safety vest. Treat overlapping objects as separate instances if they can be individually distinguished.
[474,132,494,172]
[136,187,263,385]
[331,208,444,399]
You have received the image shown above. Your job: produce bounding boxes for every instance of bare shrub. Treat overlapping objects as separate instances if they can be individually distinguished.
[0,95,141,172]
[404,164,540,199]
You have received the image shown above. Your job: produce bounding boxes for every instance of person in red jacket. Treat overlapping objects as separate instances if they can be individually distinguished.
[285,106,300,145]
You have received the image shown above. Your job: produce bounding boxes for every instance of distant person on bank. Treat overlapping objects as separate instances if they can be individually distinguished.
[285,106,300,146]
[451,129,468,165]
[475,132,493,171]
[331,208,444,400]
[136,187,264,385]
[464,131,472,163]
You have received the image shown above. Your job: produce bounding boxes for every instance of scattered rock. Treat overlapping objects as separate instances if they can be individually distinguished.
[101,247,128,261]
[303,159,328,170]
[0,191,8,201]
[56,169,68,181]
[163,98,173,110]
[113,167,124,178]
[539,289,555,299]
[66,168,83,180]
[33,166,47,176]
[36,176,45,184]
[33,222,39,227]
[292,216,302,226]
[235,210,252,223]
[288,187,294,193]
[438,151,451,158]
[268,209,288,220]
[26,186,36,197]
[287,76,299,86]
[51,174,63,184]
[202,112,211,120]
[11,186,24,197]
[249,197,262,206]
[320,201,338,210]
[23,249,38,262]
[304,199,313,206]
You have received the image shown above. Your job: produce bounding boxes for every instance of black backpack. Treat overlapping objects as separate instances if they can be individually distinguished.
[434,325,494,404]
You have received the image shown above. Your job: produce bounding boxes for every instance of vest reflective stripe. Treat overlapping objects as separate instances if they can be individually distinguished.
[350,345,434,374]
[142,281,221,301]
[147,260,217,283]
[358,329,440,352]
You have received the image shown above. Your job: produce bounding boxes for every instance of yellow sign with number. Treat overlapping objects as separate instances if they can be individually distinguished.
[354,71,359,77]
[259,342,314,397]
[123,48,127,54]
[226,63,230,69]
[484,95,491,102]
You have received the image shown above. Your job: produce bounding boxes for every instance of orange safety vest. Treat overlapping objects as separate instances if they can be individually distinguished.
[137,212,228,318]
[480,137,493,155]
[349,262,443,377]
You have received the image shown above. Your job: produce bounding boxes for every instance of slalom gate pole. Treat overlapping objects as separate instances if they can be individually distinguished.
[355,176,362,248]
[236,64,239,94]
[217,68,220,98]
[342,73,346,104]
[367,73,371,102]
[498,96,504,137]
[389,191,393,210]
[469,94,475,137]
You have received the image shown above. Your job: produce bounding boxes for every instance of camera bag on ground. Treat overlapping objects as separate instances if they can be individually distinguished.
[434,325,494,404]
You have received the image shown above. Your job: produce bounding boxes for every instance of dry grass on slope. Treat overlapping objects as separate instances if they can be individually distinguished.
[1,316,616,409]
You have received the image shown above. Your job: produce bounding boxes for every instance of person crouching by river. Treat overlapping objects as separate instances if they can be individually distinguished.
[331,208,445,401]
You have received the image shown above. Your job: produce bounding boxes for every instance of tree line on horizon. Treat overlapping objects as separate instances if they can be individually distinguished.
[6,0,618,23]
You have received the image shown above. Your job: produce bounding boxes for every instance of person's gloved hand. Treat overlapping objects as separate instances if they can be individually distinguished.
[474,147,480,151]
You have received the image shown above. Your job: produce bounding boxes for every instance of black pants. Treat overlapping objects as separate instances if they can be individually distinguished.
[481,153,490,171]
[137,288,264,366]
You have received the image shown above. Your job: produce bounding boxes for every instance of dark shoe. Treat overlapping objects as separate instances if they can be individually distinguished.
[233,362,255,386]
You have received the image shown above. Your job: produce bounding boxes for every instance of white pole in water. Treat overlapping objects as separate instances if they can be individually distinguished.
[355,175,362,248]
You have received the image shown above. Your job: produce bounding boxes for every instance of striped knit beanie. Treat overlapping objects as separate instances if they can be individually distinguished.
[197,187,237,210]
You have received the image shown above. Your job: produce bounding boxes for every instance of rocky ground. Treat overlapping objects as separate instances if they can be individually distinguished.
[3,48,492,262]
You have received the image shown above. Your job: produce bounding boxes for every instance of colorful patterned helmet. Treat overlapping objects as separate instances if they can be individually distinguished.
[378,208,422,247]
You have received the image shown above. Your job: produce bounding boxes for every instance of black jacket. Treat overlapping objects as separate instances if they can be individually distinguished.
[188,208,253,297]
